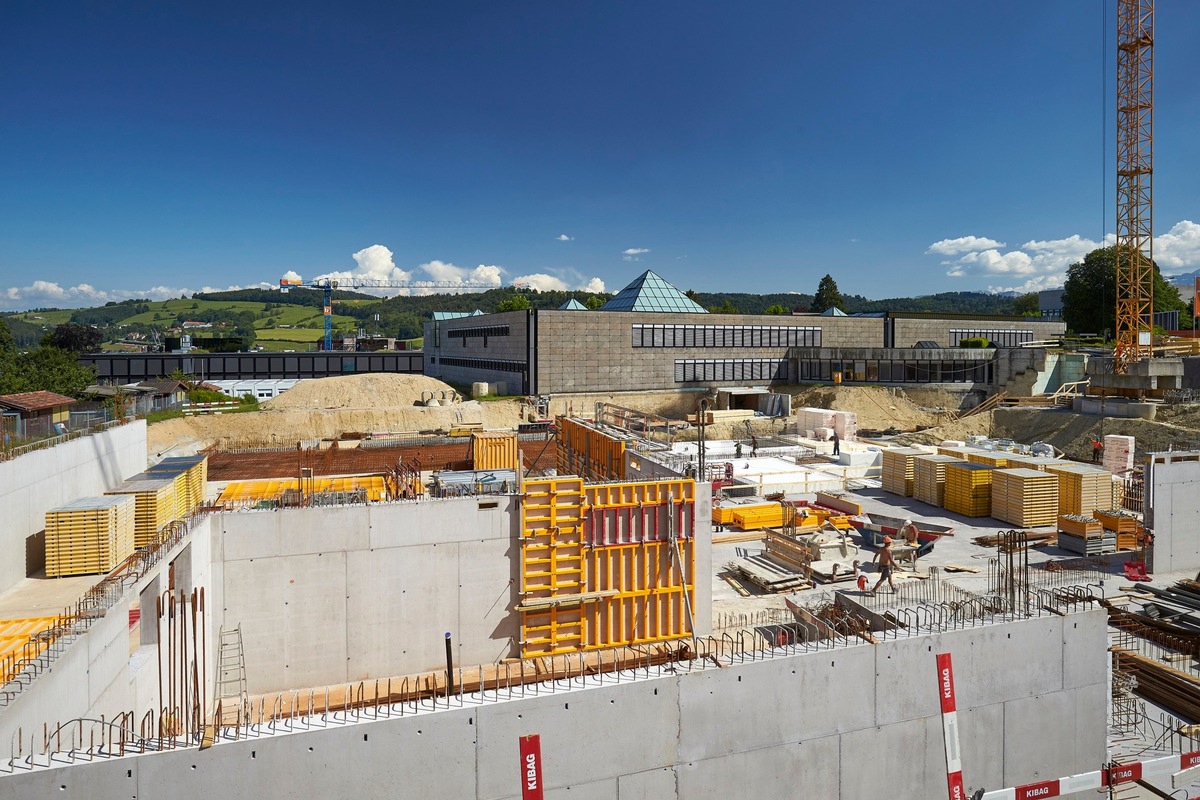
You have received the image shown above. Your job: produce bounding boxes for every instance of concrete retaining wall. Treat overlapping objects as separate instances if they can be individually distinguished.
[0,608,1109,799]
[1147,451,1200,573]
[0,515,215,753]
[0,421,146,592]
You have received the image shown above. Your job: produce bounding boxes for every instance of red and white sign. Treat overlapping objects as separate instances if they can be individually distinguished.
[982,751,1200,799]
[936,652,967,799]
[519,734,544,800]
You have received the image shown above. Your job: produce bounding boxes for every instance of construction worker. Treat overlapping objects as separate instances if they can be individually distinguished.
[1092,437,1103,463]
[750,434,758,457]
[831,430,840,456]
[871,536,897,594]
[900,518,919,548]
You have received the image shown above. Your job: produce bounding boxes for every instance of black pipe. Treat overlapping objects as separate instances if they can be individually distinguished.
[444,632,455,697]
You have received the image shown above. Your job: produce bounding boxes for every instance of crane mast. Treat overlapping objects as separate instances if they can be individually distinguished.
[1113,0,1154,373]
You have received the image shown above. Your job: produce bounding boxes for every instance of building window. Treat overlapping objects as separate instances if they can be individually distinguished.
[635,324,820,348]
[949,329,1033,348]
[674,358,788,383]
[446,325,510,340]
[437,356,526,374]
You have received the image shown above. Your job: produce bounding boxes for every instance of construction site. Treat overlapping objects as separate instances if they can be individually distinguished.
[6,2,1200,799]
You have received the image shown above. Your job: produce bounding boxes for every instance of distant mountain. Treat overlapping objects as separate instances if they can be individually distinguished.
[1168,269,1200,292]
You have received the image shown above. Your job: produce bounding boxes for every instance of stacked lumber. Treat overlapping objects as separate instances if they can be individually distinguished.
[967,451,1010,468]
[45,495,136,577]
[1045,463,1112,517]
[105,478,177,549]
[727,555,811,593]
[1103,435,1135,474]
[1056,513,1113,556]
[971,531,1057,551]
[944,462,997,517]
[913,454,963,507]
[881,448,926,497]
[991,468,1059,527]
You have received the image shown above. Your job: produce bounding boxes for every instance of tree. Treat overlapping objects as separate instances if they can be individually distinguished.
[1011,293,1040,316]
[0,347,96,396]
[1062,246,1191,337]
[0,317,15,354]
[764,304,787,315]
[43,323,103,353]
[811,274,846,314]
[708,300,739,314]
[496,294,531,312]
[584,295,605,310]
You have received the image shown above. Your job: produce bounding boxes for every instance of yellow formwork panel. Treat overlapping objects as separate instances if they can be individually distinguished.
[472,431,520,471]
[583,540,694,650]
[520,477,585,657]
[556,418,626,481]
[216,476,387,504]
[0,616,59,683]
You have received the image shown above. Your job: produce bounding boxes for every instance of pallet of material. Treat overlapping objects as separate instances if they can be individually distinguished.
[881,448,926,497]
[105,478,177,549]
[1094,509,1139,534]
[943,462,997,517]
[1057,531,1115,556]
[1103,434,1135,474]
[727,556,811,593]
[913,454,963,507]
[1057,514,1103,538]
[45,495,136,578]
[1045,463,1112,517]
[991,468,1059,527]
[937,445,974,459]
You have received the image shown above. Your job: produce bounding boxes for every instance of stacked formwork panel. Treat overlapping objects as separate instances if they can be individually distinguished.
[1103,435,1135,473]
[45,495,136,577]
[966,452,1010,469]
[1045,463,1113,517]
[144,455,208,515]
[913,454,962,507]
[944,462,997,517]
[519,476,696,658]
[881,448,925,497]
[991,468,1059,527]
[556,417,626,481]
[105,478,177,549]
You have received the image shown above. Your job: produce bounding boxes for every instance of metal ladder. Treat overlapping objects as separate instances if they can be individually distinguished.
[214,626,248,726]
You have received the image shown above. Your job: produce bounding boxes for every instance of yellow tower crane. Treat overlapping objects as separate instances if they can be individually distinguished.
[1113,0,1154,373]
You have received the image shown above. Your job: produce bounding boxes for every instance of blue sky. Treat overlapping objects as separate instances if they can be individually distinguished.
[2,1,1199,310]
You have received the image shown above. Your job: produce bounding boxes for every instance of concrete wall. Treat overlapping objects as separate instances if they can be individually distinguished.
[0,608,1109,800]
[891,317,1065,348]
[0,420,146,592]
[212,498,525,693]
[1147,451,1200,573]
[424,310,532,393]
[214,493,713,693]
[0,515,216,753]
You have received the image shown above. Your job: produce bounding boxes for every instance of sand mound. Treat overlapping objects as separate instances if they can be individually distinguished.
[783,385,949,432]
[263,374,458,411]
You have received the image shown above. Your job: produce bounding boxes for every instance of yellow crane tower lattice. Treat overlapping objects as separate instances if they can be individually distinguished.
[1113,0,1154,373]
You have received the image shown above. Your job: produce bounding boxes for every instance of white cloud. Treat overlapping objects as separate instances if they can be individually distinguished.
[581,277,606,293]
[0,280,274,312]
[513,273,569,291]
[556,234,574,241]
[622,247,650,261]
[926,236,1006,256]
[1155,220,1200,271]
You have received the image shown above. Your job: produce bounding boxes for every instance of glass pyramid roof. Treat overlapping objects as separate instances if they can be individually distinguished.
[558,298,587,310]
[598,270,708,313]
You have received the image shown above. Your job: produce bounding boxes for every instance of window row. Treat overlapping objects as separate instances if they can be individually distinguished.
[634,324,820,349]
[447,325,510,339]
[949,329,1033,348]
[674,359,789,383]
[797,359,994,384]
[437,356,527,374]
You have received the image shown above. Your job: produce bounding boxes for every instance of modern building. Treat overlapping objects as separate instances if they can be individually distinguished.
[424,271,1068,395]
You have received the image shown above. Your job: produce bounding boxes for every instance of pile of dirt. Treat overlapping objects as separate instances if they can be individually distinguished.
[993,407,1200,462]
[783,385,951,433]
[263,374,458,411]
